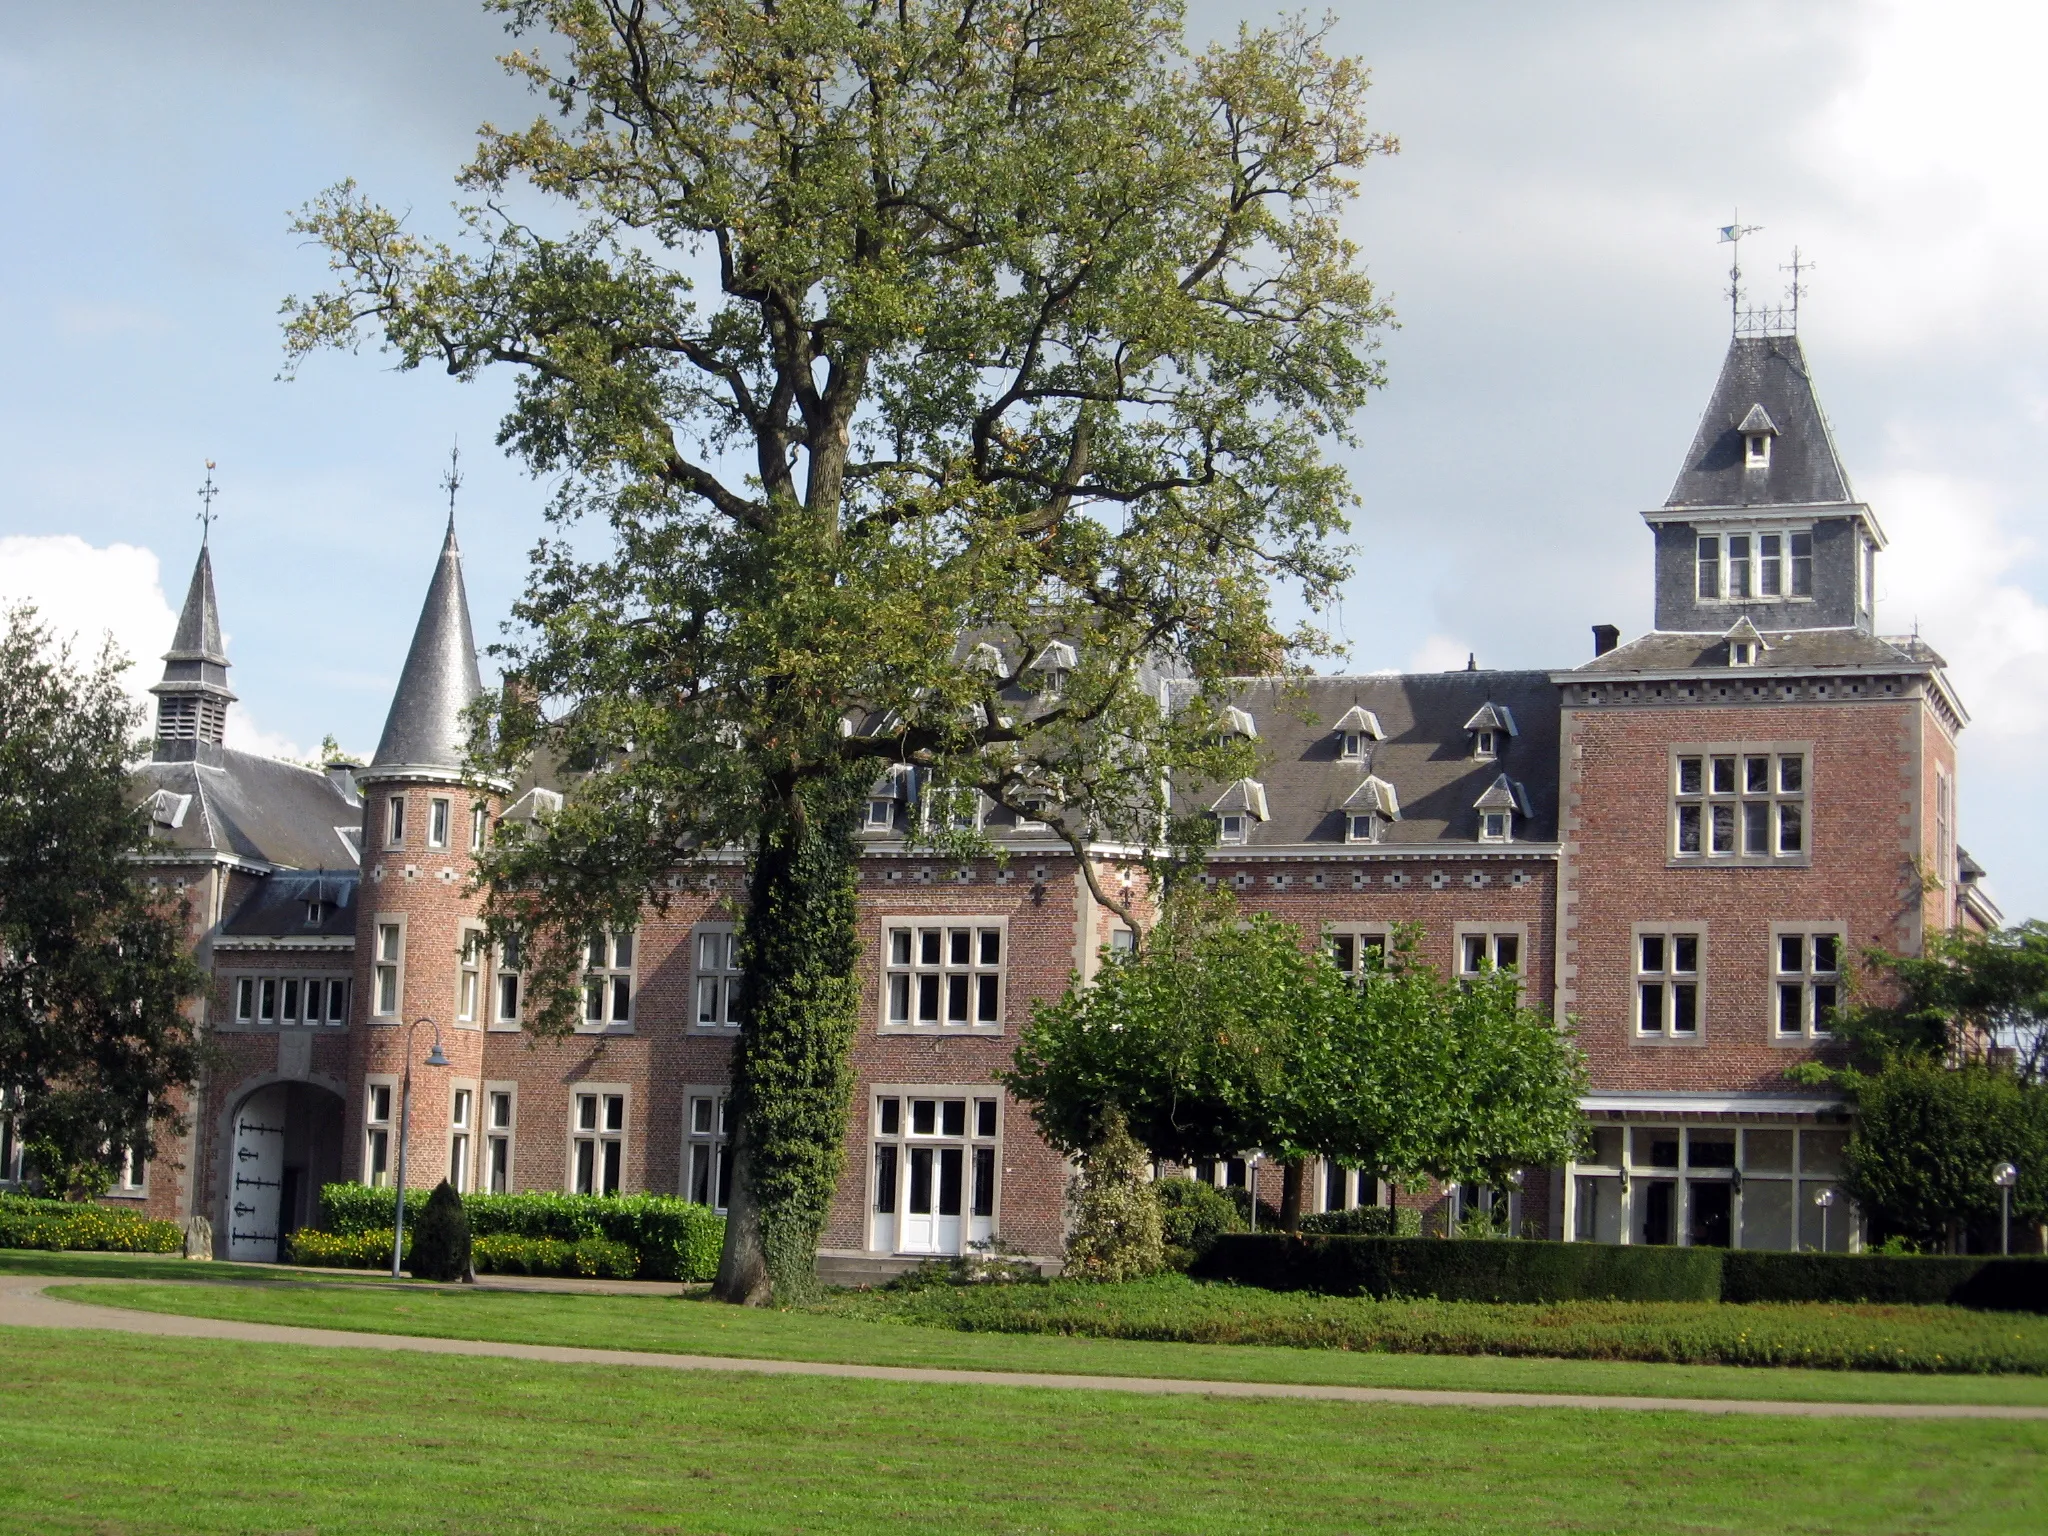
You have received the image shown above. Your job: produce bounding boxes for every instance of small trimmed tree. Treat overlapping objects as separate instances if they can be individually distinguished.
[408,1180,473,1282]
[1063,1112,1165,1281]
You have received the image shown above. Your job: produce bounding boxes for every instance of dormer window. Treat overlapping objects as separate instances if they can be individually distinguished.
[863,798,895,831]
[1462,704,1515,760]
[1027,641,1077,703]
[1342,775,1400,844]
[1738,403,1778,471]
[1723,617,1767,669]
[1729,641,1756,667]
[1218,813,1249,845]
[1473,773,1525,844]
[1209,777,1268,846]
[1346,813,1383,844]
[305,901,326,927]
[1332,706,1383,761]
[1340,732,1366,761]
[1480,811,1511,841]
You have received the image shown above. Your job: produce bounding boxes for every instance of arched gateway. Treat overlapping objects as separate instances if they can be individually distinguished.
[222,1080,345,1262]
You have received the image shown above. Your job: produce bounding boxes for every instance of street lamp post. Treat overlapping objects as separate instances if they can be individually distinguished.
[1814,1186,1837,1254]
[1993,1162,2020,1257]
[390,1017,450,1280]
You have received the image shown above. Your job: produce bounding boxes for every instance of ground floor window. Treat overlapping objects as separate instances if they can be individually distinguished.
[448,1085,475,1192]
[1318,1162,1382,1213]
[1567,1121,1853,1250]
[571,1089,627,1196]
[484,1084,516,1193]
[684,1088,732,1211]
[363,1080,394,1188]
[870,1089,1000,1255]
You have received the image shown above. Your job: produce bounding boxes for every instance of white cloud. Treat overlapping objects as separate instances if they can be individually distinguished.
[0,534,306,761]
[1406,634,1472,674]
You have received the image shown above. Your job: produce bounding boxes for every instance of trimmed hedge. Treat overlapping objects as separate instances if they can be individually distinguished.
[287,1227,639,1280]
[0,1193,182,1254]
[1297,1206,1400,1237]
[1723,1250,2048,1312]
[1194,1235,1722,1303]
[289,1228,405,1269]
[1194,1234,2048,1311]
[316,1186,723,1282]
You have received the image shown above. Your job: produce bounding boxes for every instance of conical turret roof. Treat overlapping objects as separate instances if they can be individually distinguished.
[367,517,484,781]
[164,545,228,665]
[151,543,235,764]
[1664,334,1855,510]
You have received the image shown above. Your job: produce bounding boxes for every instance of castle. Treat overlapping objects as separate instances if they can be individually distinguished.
[7,322,1997,1267]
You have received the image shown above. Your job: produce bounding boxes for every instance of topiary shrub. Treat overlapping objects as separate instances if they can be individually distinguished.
[1152,1178,1246,1268]
[407,1180,471,1282]
[1065,1114,1165,1281]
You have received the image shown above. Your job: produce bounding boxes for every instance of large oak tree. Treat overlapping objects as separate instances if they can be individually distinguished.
[284,0,1393,1300]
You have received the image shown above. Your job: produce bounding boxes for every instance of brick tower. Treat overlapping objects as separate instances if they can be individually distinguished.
[344,515,496,1192]
[1550,324,1967,1250]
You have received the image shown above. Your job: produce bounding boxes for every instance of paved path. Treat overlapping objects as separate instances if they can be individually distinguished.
[5,1278,2046,1421]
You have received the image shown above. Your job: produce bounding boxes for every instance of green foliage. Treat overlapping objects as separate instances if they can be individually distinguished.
[1831,920,2048,1078]
[1721,1251,2048,1311]
[1064,1115,1165,1281]
[1193,1234,1723,1303]
[288,1225,637,1280]
[1297,1205,1404,1237]
[0,1193,182,1253]
[1838,1061,2048,1247]
[316,1185,724,1281]
[841,1271,2048,1374]
[287,1228,405,1269]
[282,0,1395,1302]
[0,606,205,1197]
[1150,1177,1245,1268]
[1006,905,1586,1187]
[407,1180,471,1282]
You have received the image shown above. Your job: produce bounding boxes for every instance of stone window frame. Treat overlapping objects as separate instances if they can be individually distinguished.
[482,1081,518,1193]
[568,1084,630,1196]
[691,923,743,1030]
[866,1084,1005,1255]
[384,793,407,850]
[879,916,1010,1035]
[371,914,407,1019]
[231,972,351,1030]
[1453,923,1528,989]
[1324,924,1392,983]
[1771,923,1847,1043]
[489,934,523,1031]
[1668,742,1812,869]
[576,929,637,1034]
[447,1079,479,1193]
[362,1074,398,1188]
[455,925,486,1029]
[682,1083,733,1211]
[1630,923,1707,1044]
[427,796,452,849]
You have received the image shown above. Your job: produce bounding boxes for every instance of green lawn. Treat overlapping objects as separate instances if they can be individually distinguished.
[0,1329,2042,1535]
[44,1273,2048,1407]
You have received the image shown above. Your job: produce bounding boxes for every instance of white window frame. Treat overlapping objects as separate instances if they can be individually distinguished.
[483,1082,517,1194]
[863,796,897,831]
[1934,768,1954,890]
[569,1086,629,1196]
[1695,528,1815,603]
[363,1076,397,1188]
[1772,925,1846,1041]
[1454,924,1526,986]
[491,935,523,1030]
[1345,811,1385,845]
[448,1081,476,1193]
[1632,926,1705,1040]
[1472,728,1499,761]
[427,796,451,849]
[693,924,743,1029]
[1671,744,1811,866]
[1745,432,1772,470]
[470,802,488,853]
[881,918,1009,1033]
[385,793,407,849]
[1477,808,1513,843]
[1565,1122,1857,1251]
[1217,813,1248,845]
[579,930,636,1033]
[868,1086,1003,1256]
[372,917,405,1018]
[456,926,484,1027]
[1338,731,1368,761]
[683,1086,733,1211]
[1325,925,1391,981]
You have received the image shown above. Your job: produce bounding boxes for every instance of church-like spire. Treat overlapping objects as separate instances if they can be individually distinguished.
[365,515,484,783]
[150,543,236,765]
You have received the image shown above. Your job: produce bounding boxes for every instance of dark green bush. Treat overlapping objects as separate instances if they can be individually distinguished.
[1151,1179,1244,1267]
[317,1186,723,1281]
[407,1181,470,1282]
[1298,1206,1398,1237]
[1193,1234,1723,1302]
[1724,1250,2048,1312]
[470,1233,637,1279]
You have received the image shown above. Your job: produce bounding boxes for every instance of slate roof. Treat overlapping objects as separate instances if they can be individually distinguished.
[1664,335,1857,511]
[1569,628,1942,677]
[163,545,228,668]
[370,516,484,778]
[219,870,359,939]
[1173,672,1562,847]
[131,750,363,870]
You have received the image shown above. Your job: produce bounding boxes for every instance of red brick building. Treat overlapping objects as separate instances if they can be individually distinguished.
[3,322,1997,1266]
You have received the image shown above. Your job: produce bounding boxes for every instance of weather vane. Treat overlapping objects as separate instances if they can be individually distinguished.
[440,439,462,521]
[196,460,220,545]
[1780,246,1815,332]
[1719,214,1763,331]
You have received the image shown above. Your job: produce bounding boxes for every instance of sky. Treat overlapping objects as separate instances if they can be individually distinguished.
[1,1,2043,917]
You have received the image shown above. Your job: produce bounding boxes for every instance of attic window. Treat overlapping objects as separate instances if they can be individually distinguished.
[1346,813,1384,844]
[1479,810,1512,842]
[1745,433,1772,469]
[1332,707,1382,760]
[1729,641,1757,668]
[305,901,326,927]
[1217,813,1249,845]
[1473,729,1499,760]
[1339,733,1366,760]
[1462,704,1515,761]
[863,798,895,831]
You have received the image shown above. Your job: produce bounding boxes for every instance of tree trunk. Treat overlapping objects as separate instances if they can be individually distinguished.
[709,767,867,1305]
[1280,1159,1305,1234]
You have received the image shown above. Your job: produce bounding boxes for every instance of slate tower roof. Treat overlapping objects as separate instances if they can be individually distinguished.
[149,543,237,765]
[1663,334,1859,511]
[365,516,484,785]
